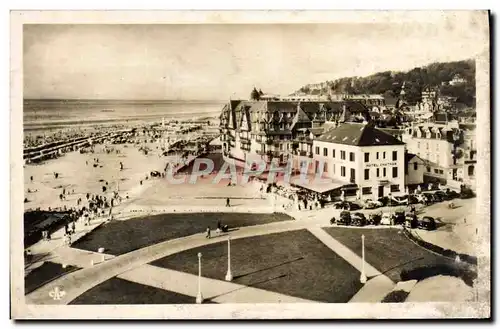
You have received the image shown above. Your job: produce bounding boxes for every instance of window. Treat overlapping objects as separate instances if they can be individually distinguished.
[362,187,372,195]
[392,167,398,178]
[392,151,397,161]
[383,168,387,177]
[315,146,320,155]
[279,135,284,140]
[349,152,355,162]
[324,162,328,173]
[350,168,355,182]
[323,148,328,157]
[364,152,370,162]
[413,163,418,171]
[341,166,346,177]
[436,155,440,163]
[434,169,439,174]
[390,184,400,192]
[468,165,474,177]
[427,166,431,172]
[332,149,335,158]
[376,152,379,160]
[439,170,444,174]
[383,152,386,159]
[364,169,370,180]
[376,168,380,177]
[341,151,346,160]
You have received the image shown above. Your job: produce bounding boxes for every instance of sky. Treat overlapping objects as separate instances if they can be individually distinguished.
[23,13,488,100]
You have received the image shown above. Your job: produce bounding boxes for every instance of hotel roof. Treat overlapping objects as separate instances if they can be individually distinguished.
[316,123,405,147]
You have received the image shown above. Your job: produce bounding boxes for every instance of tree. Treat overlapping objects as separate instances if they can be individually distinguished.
[250,87,261,100]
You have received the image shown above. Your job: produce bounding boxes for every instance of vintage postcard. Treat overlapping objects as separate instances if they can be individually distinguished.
[10,10,491,319]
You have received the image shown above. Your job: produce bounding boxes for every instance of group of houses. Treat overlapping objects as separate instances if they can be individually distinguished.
[219,89,477,199]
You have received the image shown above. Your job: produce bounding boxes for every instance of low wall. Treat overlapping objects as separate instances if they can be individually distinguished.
[402,227,477,266]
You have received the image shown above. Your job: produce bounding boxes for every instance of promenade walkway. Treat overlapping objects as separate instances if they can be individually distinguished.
[26,214,399,305]
[119,265,314,304]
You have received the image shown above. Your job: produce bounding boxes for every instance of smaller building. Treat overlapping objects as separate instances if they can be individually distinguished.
[405,153,425,191]
[313,122,406,200]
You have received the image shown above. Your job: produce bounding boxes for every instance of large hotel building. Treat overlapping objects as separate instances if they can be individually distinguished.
[219,99,412,197]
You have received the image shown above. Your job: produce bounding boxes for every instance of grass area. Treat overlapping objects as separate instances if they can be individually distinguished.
[151,229,363,303]
[72,212,293,255]
[25,261,80,295]
[323,227,465,283]
[70,277,212,304]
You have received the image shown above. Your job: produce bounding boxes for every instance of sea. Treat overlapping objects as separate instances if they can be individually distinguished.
[23,99,225,133]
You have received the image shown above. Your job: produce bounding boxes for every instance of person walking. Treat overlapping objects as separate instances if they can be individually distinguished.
[226,198,230,207]
[71,221,76,234]
[206,226,211,239]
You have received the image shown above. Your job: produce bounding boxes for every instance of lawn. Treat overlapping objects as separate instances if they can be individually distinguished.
[323,227,465,283]
[25,261,80,295]
[72,212,292,255]
[69,277,213,304]
[151,229,363,303]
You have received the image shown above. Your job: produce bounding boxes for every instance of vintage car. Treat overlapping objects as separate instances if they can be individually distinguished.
[368,213,382,225]
[418,216,437,230]
[337,211,352,226]
[351,212,367,226]
[380,213,392,225]
[362,199,383,209]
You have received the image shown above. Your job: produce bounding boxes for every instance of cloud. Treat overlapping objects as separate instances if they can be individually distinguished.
[23,17,486,100]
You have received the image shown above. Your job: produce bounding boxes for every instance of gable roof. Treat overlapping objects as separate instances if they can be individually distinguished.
[316,123,405,147]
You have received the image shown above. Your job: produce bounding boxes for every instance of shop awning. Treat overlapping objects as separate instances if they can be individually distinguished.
[288,175,351,194]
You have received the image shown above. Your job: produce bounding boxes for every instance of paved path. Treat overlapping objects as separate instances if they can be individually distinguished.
[307,227,395,303]
[25,219,315,304]
[27,214,400,304]
[118,265,314,304]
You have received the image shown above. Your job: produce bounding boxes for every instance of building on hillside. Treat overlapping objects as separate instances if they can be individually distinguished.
[341,94,385,107]
[449,74,467,86]
[401,121,476,190]
[312,122,406,199]
[219,100,369,169]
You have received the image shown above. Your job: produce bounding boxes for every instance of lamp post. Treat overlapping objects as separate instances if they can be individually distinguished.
[225,236,233,281]
[360,234,367,284]
[196,252,204,304]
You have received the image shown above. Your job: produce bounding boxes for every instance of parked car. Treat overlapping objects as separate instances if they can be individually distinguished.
[404,214,419,229]
[362,199,383,209]
[330,217,336,225]
[418,216,437,230]
[408,194,419,205]
[377,197,389,207]
[434,190,448,200]
[414,193,429,205]
[460,188,475,199]
[380,213,392,225]
[337,211,351,226]
[348,202,363,211]
[422,192,437,203]
[334,201,348,209]
[393,211,406,225]
[351,212,367,226]
[368,213,382,225]
[445,189,460,199]
[334,201,352,210]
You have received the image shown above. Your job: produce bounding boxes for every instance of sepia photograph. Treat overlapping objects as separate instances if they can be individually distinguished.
[10,10,491,319]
